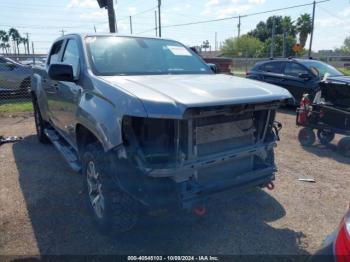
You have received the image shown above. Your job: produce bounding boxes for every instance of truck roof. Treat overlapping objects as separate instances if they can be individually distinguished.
[54,33,174,42]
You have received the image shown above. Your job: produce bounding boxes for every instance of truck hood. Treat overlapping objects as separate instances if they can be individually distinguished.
[100,74,292,118]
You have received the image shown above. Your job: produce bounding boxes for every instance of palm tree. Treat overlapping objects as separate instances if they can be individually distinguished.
[8,28,21,54]
[20,37,28,54]
[296,13,312,48]
[0,30,8,54]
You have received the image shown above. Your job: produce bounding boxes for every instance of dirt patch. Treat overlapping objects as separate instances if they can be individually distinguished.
[0,109,349,256]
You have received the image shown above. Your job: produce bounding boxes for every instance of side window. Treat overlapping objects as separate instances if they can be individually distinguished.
[261,62,283,74]
[284,62,308,77]
[62,39,80,78]
[0,57,10,71]
[48,40,64,65]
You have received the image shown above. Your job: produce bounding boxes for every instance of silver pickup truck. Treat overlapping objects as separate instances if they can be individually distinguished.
[31,34,292,233]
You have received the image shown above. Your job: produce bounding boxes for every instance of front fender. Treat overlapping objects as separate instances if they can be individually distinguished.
[31,72,50,121]
[76,91,147,151]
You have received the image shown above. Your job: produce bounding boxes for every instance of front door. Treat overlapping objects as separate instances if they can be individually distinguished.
[282,62,314,102]
[54,38,82,145]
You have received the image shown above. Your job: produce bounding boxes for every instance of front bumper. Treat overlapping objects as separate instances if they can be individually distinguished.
[112,145,276,210]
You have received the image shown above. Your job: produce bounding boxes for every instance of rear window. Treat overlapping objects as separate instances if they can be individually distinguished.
[260,62,284,74]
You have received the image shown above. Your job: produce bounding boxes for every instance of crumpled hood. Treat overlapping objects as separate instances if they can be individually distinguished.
[100,74,292,118]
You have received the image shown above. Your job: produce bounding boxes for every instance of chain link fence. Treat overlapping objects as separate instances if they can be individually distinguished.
[0,54,46,114]
[1,53,349,115]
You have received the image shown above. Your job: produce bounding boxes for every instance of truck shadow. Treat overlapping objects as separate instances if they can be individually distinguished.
[13,135,309,255]
[302,143,350,165]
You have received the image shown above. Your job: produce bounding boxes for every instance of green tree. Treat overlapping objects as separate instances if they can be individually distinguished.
[0,30,9,53]
[261,35,297,57]
[8,28,21,54]
[340,36,350,53]
[248,15,296,42]
[296,13,312,48]
[221,35,264,57]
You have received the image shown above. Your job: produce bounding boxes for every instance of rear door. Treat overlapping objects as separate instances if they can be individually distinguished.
[259,61,285,86]
[282,62,314,102]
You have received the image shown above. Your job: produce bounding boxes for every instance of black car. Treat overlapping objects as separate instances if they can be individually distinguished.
[246,58,344,104]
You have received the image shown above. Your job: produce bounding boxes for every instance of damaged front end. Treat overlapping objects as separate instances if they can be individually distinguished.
[118,101,282,209]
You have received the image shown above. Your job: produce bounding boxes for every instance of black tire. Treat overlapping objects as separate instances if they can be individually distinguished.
[32,97,50,144]
[82,143,139,234]
[298,127,316,147]
[337,137,350,157]
[317,129,335,145]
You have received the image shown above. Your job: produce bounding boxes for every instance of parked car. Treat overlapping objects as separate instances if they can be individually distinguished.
[0,56,32,98]
[309,204,350,261]
[31,34,291,233]
[20,58,46,68]
[246,58,344,104]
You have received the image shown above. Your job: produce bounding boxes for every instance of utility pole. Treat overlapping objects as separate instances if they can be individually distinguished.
[215,32,217,51]
[155,10,158,37]
[237,15,241,38]
[94,25,97,33]
[31,42,35,65]
[129,16,133,34]
[270,18,276,58]
[158,0,162,37]
[308,0,316,58]
[107,0,116,33]
[25,32,30,55]
[60,29,65,36]
[282,29,286,57]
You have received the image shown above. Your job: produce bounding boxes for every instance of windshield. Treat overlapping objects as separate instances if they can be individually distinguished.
[85,36,211,76]
[301,60,343,77]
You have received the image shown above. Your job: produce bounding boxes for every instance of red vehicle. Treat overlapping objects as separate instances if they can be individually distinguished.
[309,204,350,261]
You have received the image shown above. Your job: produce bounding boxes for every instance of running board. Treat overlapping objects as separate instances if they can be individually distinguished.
[44,128,82,172]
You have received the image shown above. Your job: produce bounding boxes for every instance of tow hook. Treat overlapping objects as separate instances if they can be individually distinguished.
[266,182,275,190]
[193,206,207,216]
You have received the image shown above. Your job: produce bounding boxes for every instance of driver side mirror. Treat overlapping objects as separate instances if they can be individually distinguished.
[48,64,75,82]
[298,73,311,81]
[207,63,219,74]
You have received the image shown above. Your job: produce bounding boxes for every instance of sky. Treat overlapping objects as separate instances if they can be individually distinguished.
[0,0,349,54]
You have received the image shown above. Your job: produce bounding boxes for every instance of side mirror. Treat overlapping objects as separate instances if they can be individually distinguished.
[48,64,75,82]
[299,73,311,81]
[207,63,219,74]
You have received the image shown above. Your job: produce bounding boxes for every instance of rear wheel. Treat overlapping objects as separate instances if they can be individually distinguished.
[32,97,50,144]
[317,129,335,145]
[82,143,139,234]
[298,127,316,147]
[337,137,350,157]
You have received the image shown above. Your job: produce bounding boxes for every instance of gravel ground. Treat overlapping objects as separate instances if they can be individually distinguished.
[0,109,349,257]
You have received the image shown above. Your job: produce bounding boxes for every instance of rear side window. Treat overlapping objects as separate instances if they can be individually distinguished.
[48,40,64,65]
[284,62,309,77]
[260,62,283,74]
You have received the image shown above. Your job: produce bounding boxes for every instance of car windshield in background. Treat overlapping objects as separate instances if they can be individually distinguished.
[85,36,211,76]
[301,60,343,77]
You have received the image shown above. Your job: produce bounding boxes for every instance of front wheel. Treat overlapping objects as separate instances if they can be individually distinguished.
[317,129,335,145]
[338,137,350,157]
[32,97,50,144]
[82,143,139,234]
[298,128,316,147]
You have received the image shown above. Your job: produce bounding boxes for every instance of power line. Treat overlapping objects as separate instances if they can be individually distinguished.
[161,0,330,29]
